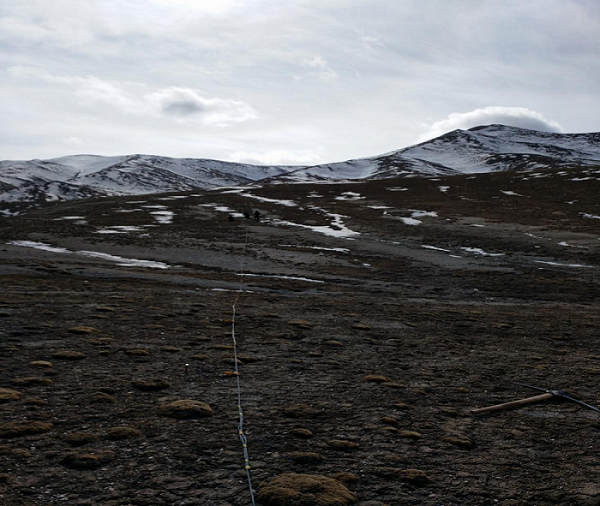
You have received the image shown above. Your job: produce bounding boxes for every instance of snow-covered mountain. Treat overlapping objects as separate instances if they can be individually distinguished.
[2,124,600,206]
[0,154,293,204]
[267,124,600,183]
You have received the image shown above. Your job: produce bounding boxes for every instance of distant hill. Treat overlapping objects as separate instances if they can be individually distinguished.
[2,124,600,207]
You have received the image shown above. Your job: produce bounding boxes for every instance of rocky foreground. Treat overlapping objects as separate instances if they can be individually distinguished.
[1,165,600,505]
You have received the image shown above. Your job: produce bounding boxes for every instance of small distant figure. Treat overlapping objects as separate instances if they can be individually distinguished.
[243,211,251,220]
[228,214,235,222]
[254,210,261,222]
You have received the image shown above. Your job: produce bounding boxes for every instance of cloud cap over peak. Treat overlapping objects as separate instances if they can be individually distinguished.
[419,107,564,142]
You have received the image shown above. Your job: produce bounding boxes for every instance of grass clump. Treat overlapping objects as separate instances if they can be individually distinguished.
[0,421,53,438]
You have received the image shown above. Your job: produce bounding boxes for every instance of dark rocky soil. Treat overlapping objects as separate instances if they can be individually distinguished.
[1,166,600,505]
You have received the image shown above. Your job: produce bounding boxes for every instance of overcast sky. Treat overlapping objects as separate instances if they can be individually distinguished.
[2,0,600,164]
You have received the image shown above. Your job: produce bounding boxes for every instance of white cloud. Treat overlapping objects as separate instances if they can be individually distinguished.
[228,149,322,166]
[418,106,564,142]
[9,67,257,127]
[64,136,83,146]
[299,55,338,82]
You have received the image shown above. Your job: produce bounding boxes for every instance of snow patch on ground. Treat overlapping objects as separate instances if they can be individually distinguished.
[335,192,365,201]
[151,211,174,224]
[535,260,592,268]
[500,190,524,196]
[272,213,359,238]
[280,245,350,253]
[422,245,451,252]
[460,247,505,257]
[399,217,421,226]
[438,186,450,192]
[386,187,409,192]
[242,273,324,284]
[238,193,297,207]
[411,210,438,218]
[581,213,600,220]
[96,226,147,234]
[54,216,85,220]
[8,241,170,269]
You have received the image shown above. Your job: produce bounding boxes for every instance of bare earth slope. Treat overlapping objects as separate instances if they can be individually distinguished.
[1,165,600,505]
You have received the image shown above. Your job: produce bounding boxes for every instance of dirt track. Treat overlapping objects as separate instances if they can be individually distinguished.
[1,166,600,505]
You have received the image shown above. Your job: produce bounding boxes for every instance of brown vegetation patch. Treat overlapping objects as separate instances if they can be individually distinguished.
[159,346,182,353]
[125,349,150,356]
[67,326,100,334]
[440,435,475,449]
[257,473,357,506]
[105,427,143,440]
[29,360,53,368]
[64,431,99,447]
[159,400,213,419]
[0,421,53,438]
[190,354,209,360]
[61,451,114,470]
[362,375,392,383]
[330,471,360,484]
[51,351,87,360]
[374,468,430,485]
[0,388,23,403]
[399,430,422,439]
[327,440,359,451]
[289,428,314,439]
[289,452,324,464]
[11,377,53,387]
[90,392,116,404]
[288,319,313,329]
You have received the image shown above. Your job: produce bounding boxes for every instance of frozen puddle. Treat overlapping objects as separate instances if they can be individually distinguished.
[460,247,505,257]
[242,273,324,284]
[8,241,170,269]
[535,260,592,268]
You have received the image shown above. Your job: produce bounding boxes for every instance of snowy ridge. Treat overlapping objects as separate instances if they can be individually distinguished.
[2,124,600,205]
[0,154,293,203]
[268,124,600,183]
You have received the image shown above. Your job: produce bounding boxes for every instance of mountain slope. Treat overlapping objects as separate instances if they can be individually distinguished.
[0,154,294,204]
[3,124,600,206]
[268,124,600,183]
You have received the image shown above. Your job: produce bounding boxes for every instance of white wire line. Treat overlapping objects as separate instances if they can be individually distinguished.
[230,226,256,506]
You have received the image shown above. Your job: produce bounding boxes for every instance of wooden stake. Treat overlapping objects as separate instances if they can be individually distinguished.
[470,392,554,415]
